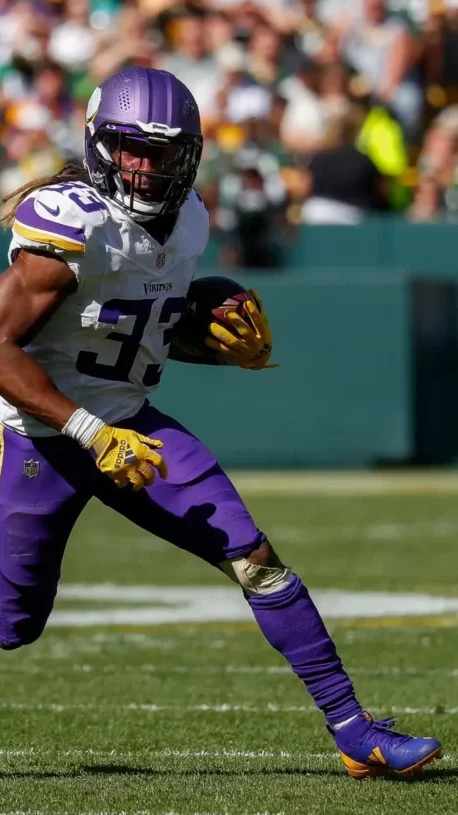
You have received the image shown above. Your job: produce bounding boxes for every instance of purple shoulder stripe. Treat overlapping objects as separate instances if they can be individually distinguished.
[14,197,86,245]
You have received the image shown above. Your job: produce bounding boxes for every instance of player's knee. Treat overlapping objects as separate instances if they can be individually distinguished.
[220,539,292,596]
[0,616,47,650]
[247,540,283,568]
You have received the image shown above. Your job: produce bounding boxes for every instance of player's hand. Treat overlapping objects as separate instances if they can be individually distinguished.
[88,425,167,491]
[205,289,277,370]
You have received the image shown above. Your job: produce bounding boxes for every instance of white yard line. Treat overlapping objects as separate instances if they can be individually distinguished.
[230,470,458,496]
[126,703,458,715]
[52,585,458,626]
[3,663,458,679]
[0,701,457,715]
[0,812,289,815]
[271,520,458,544]
[0,748,335,760]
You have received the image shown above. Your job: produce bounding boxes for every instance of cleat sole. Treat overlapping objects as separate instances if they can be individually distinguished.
[341,746,443,781]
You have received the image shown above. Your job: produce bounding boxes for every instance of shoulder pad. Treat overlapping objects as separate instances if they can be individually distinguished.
[12,182,107,256]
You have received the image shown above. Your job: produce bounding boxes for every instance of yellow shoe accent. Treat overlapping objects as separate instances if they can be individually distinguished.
[367,746,387,765]
[339,751,384,779]
[340,746,443,780]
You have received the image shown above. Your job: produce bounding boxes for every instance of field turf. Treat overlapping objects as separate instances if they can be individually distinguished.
[2,471,458,814]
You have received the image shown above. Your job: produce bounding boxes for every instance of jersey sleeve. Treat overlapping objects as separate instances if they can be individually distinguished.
[9,187,87,279]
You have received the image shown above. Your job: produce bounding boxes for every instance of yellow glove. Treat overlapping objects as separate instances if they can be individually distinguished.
[89,425,167,491]
[205,289,277,370]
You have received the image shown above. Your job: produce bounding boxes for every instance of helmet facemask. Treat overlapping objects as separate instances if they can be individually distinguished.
[86,123,202,220]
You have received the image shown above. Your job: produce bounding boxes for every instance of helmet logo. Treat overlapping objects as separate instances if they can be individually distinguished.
[86,87,102,125]
[156,252,166,269]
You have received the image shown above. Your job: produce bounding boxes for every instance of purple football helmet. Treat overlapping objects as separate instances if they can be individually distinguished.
[84,67,203,219]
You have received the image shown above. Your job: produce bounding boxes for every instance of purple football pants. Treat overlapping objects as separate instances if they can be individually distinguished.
[0,401,361,726]
[0,402,264,650]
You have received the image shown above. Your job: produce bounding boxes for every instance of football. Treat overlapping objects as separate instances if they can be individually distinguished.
[171,276,257,364]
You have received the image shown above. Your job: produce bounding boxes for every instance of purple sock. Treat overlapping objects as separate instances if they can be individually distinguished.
[247,574,362,726]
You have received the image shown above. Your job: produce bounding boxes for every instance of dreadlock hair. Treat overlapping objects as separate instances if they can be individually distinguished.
[0,163,90,228]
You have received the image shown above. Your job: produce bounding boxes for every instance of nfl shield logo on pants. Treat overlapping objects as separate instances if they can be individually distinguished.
[23,459,40,478]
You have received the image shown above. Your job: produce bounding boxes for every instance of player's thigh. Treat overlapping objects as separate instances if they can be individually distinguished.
[95,404,265,564]
[0,429,91,647]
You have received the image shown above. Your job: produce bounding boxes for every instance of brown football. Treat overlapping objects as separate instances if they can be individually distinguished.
[171,276,257,364]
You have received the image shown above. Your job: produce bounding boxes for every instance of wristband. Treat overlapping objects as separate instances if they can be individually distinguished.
[61,407,106,448]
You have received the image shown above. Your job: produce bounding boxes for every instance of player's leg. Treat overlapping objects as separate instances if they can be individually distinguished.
[96,450,363,727]
[0,428,92,649]
[221,540,442,778]
[94,405,361,724]
[223,540,362,724]
[94,403,442,778]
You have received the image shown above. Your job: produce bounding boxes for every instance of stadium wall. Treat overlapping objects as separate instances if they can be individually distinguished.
[2,219,458,468]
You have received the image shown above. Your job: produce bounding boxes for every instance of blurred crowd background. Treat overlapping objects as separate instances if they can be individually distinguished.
[1,0,458,266]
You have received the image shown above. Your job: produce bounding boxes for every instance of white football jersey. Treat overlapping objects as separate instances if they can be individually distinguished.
[0,180,210,436]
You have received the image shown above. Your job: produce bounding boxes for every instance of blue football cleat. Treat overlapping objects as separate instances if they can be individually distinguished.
[329,711,442,779]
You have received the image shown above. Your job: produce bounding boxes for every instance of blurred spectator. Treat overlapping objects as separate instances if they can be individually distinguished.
[9,2,51,66]
[296,0,331,58]
[48,0,98,72]
[0,0,20,68]
[204,9,234,52]
[158,14,223,125]
[410,105,458,221]
[90,5,157,82]
[214,42,272,125]
[0,128,64,199]
[246,23,285,87]
[300,111,388,224]
[320,60,351,132]
[356,101,408,180]
[37,62,85,158]
[279,58,330,153]
[263,0,331,57]
[35,63,73,124]
[215,144,288,268]
[325,0,424,141]
[424,4,458,92]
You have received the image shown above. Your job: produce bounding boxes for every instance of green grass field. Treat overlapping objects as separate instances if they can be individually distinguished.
[3,472,458,815]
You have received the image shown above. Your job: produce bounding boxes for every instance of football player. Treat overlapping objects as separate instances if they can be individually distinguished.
[0,67,441,778]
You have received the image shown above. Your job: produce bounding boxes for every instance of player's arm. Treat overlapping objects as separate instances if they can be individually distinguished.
[0,249,80,430]
[0,248,165,490]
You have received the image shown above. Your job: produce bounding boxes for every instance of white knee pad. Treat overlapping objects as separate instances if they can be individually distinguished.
[220,557,292,596]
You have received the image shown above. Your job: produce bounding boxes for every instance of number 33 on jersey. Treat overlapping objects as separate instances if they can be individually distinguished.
[1,180,210,437]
